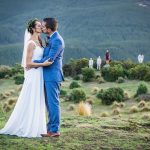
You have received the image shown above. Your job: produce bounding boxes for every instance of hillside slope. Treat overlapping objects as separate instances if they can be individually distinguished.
[0,0,150,65]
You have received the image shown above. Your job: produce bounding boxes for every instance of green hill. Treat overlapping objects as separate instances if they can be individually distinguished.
[0,0,150,65]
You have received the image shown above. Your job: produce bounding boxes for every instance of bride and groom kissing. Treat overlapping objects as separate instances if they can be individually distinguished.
[0,18,65,137]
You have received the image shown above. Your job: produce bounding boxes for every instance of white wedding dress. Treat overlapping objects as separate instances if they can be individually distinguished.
[0,40,47,138]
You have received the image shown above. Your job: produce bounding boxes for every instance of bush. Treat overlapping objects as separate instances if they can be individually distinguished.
[96,77,105,84]
[0,65,12,79]
[101,64,125,82]
[116,77,125,83]
[135,83,148,97]
[97,87,124,105]
[82,67,95,82]
[144,71,150,81]
[130,106,139,113]
[69,81,81,89]
[60,89,67,97]
[63,58,88,77]
[128,64,150,81]
[11,63,24,75]
[69,89,86,103]
[13,73,24,85]
[73,75,80,80]
[63,64,73,77]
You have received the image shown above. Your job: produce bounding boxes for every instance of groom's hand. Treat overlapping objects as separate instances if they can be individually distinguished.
[47,58,54,64]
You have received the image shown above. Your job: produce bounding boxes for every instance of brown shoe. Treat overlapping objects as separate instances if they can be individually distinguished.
[49,132,60,137]
[41,132,60,137]
[41,132,52,137]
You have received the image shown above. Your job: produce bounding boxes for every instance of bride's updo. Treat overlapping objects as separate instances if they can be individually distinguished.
[27,18,39,34]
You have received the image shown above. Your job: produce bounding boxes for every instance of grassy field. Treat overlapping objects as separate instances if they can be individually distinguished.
[0,77,150,150]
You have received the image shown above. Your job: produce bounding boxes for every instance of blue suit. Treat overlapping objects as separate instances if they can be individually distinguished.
[34,31,64,133]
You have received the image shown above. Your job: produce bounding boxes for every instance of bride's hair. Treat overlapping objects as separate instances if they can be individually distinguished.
[27,18,43,47]
[27,18,39,34]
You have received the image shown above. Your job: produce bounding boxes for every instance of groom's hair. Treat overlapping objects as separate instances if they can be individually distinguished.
[43,18,58,31]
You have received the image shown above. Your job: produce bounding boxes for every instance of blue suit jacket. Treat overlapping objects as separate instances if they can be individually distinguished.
[34,31,65,82]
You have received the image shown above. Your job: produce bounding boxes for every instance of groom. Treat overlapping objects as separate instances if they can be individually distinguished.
[34,18,64,137]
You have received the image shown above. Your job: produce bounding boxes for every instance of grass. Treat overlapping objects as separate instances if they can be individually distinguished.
[0,77,150,150]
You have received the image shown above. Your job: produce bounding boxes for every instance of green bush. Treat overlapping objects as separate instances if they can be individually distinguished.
[101,64,125,82]
[128,64,150,80]
[69,81,81,89]
[11,63,24,75]
[0,65,12,79]
[82,67,95,82]
[144,71,150,81]
[96,77,105,84]
[135,83,148,97]
[63,58,88,77]
[69,89,86,103]
[121,60,136,70]
[97,87,124,105]
[73,75,80,80]
[13,73,24,85]
[116,77,125,83]
[60,89,67,98]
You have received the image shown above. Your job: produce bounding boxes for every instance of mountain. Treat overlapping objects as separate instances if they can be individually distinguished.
[0,0,150,66]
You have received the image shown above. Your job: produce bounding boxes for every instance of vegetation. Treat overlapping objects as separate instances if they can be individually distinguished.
[97,87,124,105]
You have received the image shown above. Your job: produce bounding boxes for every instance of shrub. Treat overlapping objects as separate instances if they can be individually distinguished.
[130,106,138,113]
[73,75,80,80]
[128,64,150,80]
[91,87,99,95]
[112,108,120,115]
[116,77,125,83]
[135,83,148,97]
[144,71,150,81]
[100,112,109,117]
[11,63,24,75]
[69,81,81,89]
[119,102,125,108]
[69,89,86,103]
[138,100,147,108]
[77,101,91,116]
[63,64,73,77]
[0,65,12,79]
[75,58,89,74]
[63,58,89,77]
[121,59,136,70]
[82,67,95,82]
[86,98,94,105]
[13,73,24,85]
[67,104,76,111]
[60,89,67,97]
[97,87,124,105]
[141,114,150,120]
[140,106,150,112]
[101,64,125,82]
[112,101,125,108]
[96,77,105,84]
[111,101,120,108]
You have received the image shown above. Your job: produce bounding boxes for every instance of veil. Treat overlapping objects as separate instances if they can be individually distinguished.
[21,29,31,74]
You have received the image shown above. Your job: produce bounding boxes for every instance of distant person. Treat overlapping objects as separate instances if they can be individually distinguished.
[105,50,110,64]
[89,58,94,68]
[138,53,144,63]
[97,56,101,70]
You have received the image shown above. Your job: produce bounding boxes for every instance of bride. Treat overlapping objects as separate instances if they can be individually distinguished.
[0,19,51,137]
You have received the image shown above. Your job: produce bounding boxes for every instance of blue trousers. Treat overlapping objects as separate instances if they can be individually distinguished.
[44,81,61,133]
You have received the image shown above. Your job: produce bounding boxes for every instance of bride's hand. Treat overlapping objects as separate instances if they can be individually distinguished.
[43,60,53,66]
